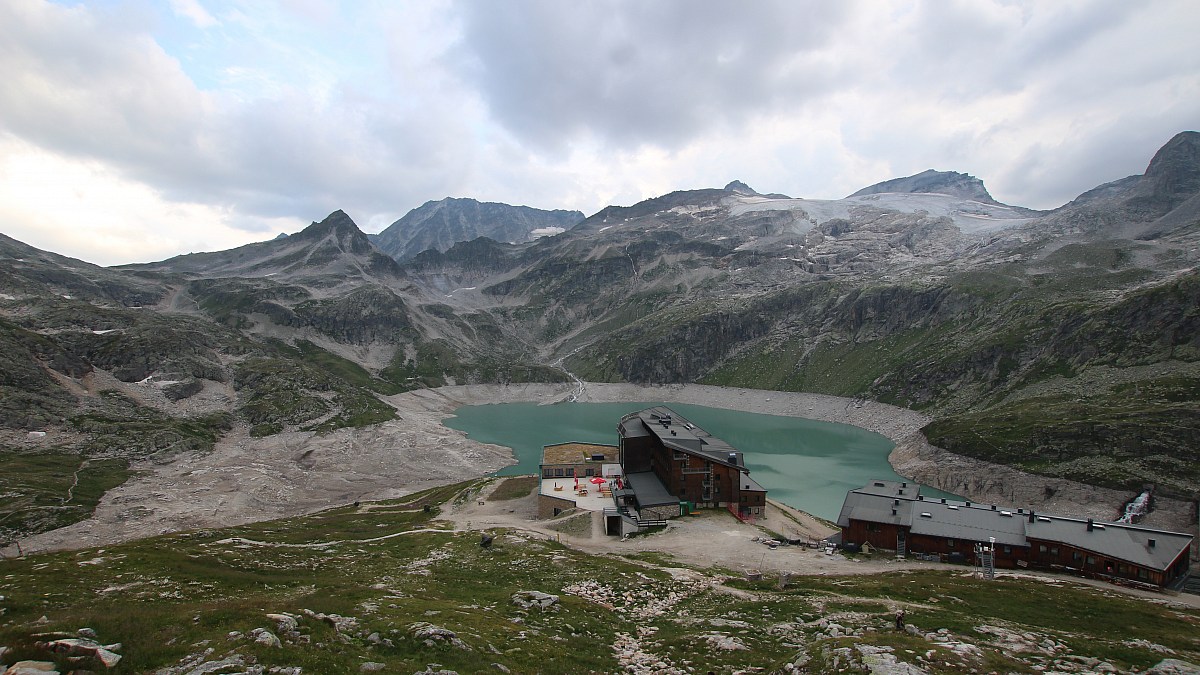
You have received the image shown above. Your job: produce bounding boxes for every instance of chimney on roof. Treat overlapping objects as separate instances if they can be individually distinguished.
[991,505,997,510]
[892,508,897,516]
[894,499,900,506]
[671,430,676,436]
[965,501,971,507]
[901,482,907,487]
[1028,510,1036,524]
[1149,538,1156,548]
[1087,518,1094,532]
[728,452,736,463]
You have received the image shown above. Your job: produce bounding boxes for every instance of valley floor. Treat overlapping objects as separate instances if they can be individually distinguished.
[4,382,1194,559]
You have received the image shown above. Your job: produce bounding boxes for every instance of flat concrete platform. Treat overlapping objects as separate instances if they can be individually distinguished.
[541,477,618,512]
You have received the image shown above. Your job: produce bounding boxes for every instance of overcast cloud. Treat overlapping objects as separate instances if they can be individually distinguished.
[0,0,1196,265]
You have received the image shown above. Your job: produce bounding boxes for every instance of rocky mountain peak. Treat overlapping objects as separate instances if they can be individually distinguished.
[1112,131,1200,223]
[371,198,584,261]
[1139,131,1200,202]
[724,180,759,195]
[293,209,374,257]
[849,169,999,205]
[301,209,359,236]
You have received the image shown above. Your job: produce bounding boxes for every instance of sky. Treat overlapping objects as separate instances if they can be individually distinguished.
[1,0,1197,266]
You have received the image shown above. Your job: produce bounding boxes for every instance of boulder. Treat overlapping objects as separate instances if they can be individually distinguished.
[408,623,470,650]
[3,662,60,675]
[300,609,359,634]
[703,633,748,651]
[1148,660,1200,675]
[265,614,298,633]
[35,637,122,668]
[250,629,282,648]
[510,591,559,611]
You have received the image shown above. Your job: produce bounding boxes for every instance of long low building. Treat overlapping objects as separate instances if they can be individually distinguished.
[838,480,1193,588]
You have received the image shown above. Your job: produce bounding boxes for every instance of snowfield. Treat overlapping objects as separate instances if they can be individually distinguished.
[726,192,1036,235]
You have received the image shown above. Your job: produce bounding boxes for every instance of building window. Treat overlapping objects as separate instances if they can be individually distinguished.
[554,468,563,477]
[585,468,594,476]
[867,523,881,533]
[1072,552,1083,562]
[1086,556,1096,566]
[1050,547,1059,555]
[1138,569,1149,580]
[947,539,955,548]
[1003,546,1012,554]
[1038,544,1047,553]
[543,469,553,478]
[566,468,574,477]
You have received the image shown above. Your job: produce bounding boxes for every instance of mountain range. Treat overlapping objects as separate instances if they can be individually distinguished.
[2,131,1198,543]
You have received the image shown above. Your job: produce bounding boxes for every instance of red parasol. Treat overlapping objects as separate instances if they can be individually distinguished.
[589,476,606,484]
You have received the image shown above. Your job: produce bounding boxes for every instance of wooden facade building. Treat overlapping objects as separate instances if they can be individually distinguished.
[838,480,1193,588]
[617,406,767,520]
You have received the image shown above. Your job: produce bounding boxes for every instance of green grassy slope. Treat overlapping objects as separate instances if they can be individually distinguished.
[1,482,1196,673]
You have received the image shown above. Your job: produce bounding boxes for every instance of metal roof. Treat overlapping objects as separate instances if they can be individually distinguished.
[836,490,914,529]
[620,406,742,468]
[853,479,920,500]
[739,473,767,493]
[908,501,1028,547]
[1026,517,1192,572]
[624,470,677,508]
[617,417,652,438]
[839,480,1194,571]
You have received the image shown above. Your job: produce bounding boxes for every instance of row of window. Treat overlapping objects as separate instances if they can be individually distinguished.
[858,525,1155,580]
[541,467,596,478]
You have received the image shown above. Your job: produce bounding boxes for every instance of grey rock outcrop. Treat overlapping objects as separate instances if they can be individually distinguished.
[511,590,559,611]
[372,197,583,261]
[849,168,1001,205]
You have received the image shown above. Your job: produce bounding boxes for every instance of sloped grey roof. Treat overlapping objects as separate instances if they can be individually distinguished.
[909,501,1028,547]
[617,417,651,438]
[622,406,742,467]
[624,470,677,508]
[740,473,766,493]
[852,479,921,500]
[1026,517,1191,572]
[837,490,914,528]
[839,480,1194,571]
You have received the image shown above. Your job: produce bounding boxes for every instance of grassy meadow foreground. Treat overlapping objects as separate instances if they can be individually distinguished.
[1,477,1197,674]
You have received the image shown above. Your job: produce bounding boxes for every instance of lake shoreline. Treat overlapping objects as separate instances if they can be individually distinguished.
[8,381,1190,556]
[424,382,1194,533]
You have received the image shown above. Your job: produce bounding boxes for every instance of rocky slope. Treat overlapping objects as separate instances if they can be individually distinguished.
[2,132,1198,545]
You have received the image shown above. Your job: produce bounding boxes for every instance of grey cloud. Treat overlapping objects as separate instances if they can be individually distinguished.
[0,0,479,231]
[996,114,1199,210]
[451,0,857,153]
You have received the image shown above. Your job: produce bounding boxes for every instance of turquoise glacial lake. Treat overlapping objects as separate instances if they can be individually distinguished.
[443,401,936,522]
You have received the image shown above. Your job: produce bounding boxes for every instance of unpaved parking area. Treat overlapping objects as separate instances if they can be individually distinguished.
[441,477,941,579]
